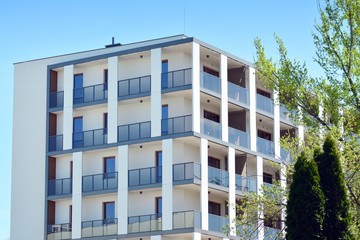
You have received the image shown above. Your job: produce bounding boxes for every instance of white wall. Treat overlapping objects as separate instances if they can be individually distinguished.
[118,55,151,80]
[82,195,117,221]
[128,190,162,216]
[173,141,200,164]
[55,200,72,224]
[162,51,192,71]
[118,99,151,125]
[128,142,162,169]
[82,148,118,175]
[162,96,192,118]
[74,61,108,87]
[173,188,200,212]
[73,105,107,131]
[56,155,72,179]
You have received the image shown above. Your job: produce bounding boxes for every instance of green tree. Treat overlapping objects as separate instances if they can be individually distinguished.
[286,152,325,240]
[315,136,352,239]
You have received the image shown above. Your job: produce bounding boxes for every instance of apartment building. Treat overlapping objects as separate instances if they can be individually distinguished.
[11,35,302,240]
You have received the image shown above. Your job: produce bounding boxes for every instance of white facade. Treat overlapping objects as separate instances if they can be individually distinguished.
[11,35,300,240]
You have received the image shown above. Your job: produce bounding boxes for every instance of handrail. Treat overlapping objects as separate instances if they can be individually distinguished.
[73,83,107,104]
[128,166,162,187]
[73,128,107,148]
[161,68,192,89]
[118,121,151,142]
[161,115,192,135]
[82,172,118,192]
[118,75,151,97]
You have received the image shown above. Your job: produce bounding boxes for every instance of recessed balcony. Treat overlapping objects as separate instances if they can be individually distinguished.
[173,162,201,183]
[172,210,201,229]
[128,166,162,188]
[208,166,229,187]
[200,71,221,96]
[81,218,117,238]
[208,213,229,233]
[235,175,257,193]
[257,94,274,115]
[49,91,64,109]
[228,82,249,106]
[201,118,222,139]
[161,68,192,91]
[257,137,275,157]
[47,223,71,240]
[228,127,249,149]
[48,135,63,152]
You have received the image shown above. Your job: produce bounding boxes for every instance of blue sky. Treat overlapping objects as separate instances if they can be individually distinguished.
[0,1,320,239]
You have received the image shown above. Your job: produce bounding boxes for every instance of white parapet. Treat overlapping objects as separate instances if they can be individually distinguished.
[107,56,119,143]
[72,151,82,239]
[221,54,229,142]
[151,48,162,137]
[200,138,209,230]
[192,42,201,133]
[117,145,129,234]
[162,139,173,230]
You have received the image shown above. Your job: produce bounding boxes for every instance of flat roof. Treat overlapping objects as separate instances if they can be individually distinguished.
[14,34,254,67]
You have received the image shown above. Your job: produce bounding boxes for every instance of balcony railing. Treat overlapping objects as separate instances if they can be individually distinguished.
[118,121,151,142]
[280,104,293,122]
[173,162,201,182]
[208,214,229,233]
[264,226,281,240]
[82,218,117,238]
[161,115,192,135]
[73,128,107,148]
[257,94,274,114]
[128,214,161,233]
[257,137,275,156]
[48,178,72,196]
[73,83,107,105]
[201,118,222,139]
[173,211,201,229]
[208,166,229,187]
[118,75,151,97]
[200,71,221,94]
[128,166,162,187]
[49,91,64,109]
[228,127,249,148]
[82,172,118,192]
[235,175,257,193]
[47,223,71,240]
[162,68,192,89]
[228,82,249,105]
[49,134,63,152]
[281,147,292,163]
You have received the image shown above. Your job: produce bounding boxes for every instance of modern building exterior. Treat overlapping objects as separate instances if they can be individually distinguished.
[11,35,303,240]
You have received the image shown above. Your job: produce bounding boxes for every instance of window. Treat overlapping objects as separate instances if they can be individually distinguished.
[162,60,168,88]
[161,105,169,135]
[104,69,108,90]
[156,151,162,182]
[73,117,83,147]
[208,201,221,216]
[73,74,84,103]
[204,110,220,123]
[104,157,115,178]
[208,156,220,169]
[263,172,273,184]
[103,113,108,134]
[70,161,73,178]
[203,66,219,77]
[103,202,115,222]
[257,88,271,98]
[258,130,272,141]
[69,205,72,224]
[155,197,162,217]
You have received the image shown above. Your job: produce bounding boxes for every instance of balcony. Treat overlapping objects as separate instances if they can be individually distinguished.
[161,68,192,90]
[200,71,221,95]
[161,115,192,136]
[173,162,201,182]
[82,172,118,193]
[47,223,71,240]
[118,121,151,142]
[281,147,292,163]
[208,166,229,187]
[257,94,274,115]
[73,83,107,105]
[48,178,72,196]
[257,137,275,157]
[280,104,294,123]
[118,75,151,99]
[128,166,162,188]
[49,91,64,109]
[173,211,201,229]
[128,214,161,233]
[235,175,257,193]
[73,128,107,149]
[49,135,63,152]
[208,214,229,233]
[228,127,249,148]
[82,219,117,238]
[201,118,222,139]
[264,226,281,240]
[228,82,249,106]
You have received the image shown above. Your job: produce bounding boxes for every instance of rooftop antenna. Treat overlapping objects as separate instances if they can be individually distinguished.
[105,37,121,48]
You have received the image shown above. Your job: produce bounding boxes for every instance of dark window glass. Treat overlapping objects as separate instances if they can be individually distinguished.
[257,88,271,98]
[162,60,168,88]
[161,105,169,134]
[204,110,220,123]
[263,172,273,184]
[73,117,83,147]
[103,113,108,133]
[156,197,162,216]
[208,156,220,169]
[203,66,219,77]
[208,201,221,216]
[104,157,115,173]
[73,117,83,133]
[103,202,115,219]
[74,74,84,103]
[156,151,162,182]
[104,69,108,90]
[258,130,272,141]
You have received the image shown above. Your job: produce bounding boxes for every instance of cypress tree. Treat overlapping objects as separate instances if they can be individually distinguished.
[315,136,352,239]
[286,152,325,240]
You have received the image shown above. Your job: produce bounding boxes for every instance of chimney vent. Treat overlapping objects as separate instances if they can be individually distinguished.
[105,37,121,48]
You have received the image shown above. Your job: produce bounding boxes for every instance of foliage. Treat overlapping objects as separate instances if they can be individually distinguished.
[286,152,325,240]
[315,136,352,240]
